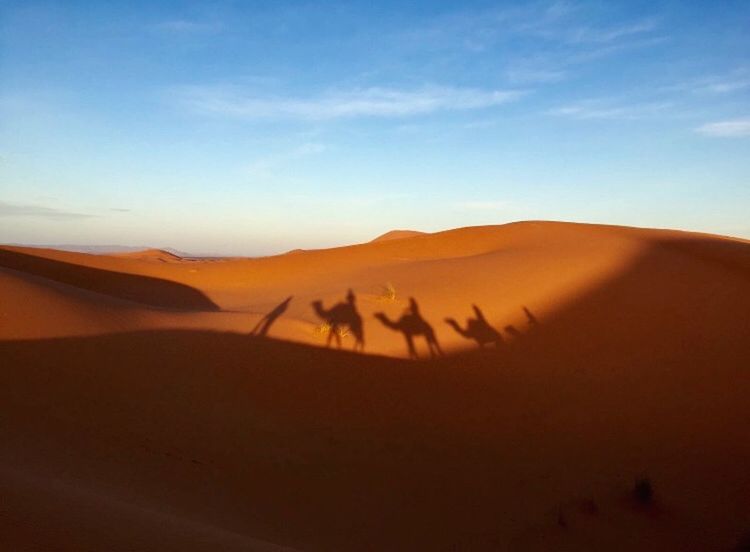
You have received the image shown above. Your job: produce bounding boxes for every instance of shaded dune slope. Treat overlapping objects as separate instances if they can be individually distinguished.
[0,247,219,311]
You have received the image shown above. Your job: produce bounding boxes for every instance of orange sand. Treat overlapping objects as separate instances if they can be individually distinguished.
[1,221,749,550]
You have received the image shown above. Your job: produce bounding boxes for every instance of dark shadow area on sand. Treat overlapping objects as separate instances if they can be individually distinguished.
[1,236,750,551]
[0,247,220,311]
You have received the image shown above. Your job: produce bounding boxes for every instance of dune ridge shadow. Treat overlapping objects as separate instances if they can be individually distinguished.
[0,247,220,311]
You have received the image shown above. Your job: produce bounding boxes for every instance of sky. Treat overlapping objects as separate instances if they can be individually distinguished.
[1,0,749,255]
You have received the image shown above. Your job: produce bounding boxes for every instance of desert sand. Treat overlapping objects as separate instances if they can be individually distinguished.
[1,221,749,550]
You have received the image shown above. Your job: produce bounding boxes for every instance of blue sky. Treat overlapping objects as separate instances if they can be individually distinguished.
[1,1,749,255]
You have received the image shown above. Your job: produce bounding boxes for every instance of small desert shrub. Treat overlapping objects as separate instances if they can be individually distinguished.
[378,282,397,302]
[313,322,349,339]
[633,477,653,505]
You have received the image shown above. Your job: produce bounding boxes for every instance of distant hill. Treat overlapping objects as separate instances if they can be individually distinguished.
[371,229,427,242]
[111,248,184,262]
[2,244,217,258]
[4,244,151,255]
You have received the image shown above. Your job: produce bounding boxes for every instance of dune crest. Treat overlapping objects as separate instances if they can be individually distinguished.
[370,229,427,242]
[111,248,184,262]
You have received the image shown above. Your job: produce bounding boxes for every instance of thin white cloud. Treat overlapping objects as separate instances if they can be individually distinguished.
[506,2,579,37]
[695,118,750,137]
[705,80,750,93]
[399,3,657,57]
[563,35,669,65]
[0,201,94,220]
[664,69,750,95]
[565,18,657,44]
[544,1,578,20]
[174,85,525,121]
[498,12,662,85]
[548,99,673,120]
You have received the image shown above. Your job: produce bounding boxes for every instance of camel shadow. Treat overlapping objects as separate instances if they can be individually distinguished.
[444,304,503,349]
[311,289,364,352]
[250,296,293,337]
[374,297,442,359]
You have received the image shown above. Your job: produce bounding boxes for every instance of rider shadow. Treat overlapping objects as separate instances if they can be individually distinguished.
[444,304,503,349]
[311,289,365,352]
[505,305,539,339]
[523,306,538,327]
[374,297,442,359]
[251,295,293,337]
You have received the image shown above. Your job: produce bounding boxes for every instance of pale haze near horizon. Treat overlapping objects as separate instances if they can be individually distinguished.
[1,1,749,256]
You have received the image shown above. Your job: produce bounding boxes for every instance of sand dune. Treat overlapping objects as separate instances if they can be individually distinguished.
[111,248,185,262]
[1,221,749,550]
[370,229,427,242]
[4,221,748,357]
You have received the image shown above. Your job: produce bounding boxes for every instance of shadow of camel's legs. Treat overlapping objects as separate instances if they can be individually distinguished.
[333,326,342,349]
[429,336,443,357]
[405,334,417,359]
[354,337,364,353]
[326,328,334,348]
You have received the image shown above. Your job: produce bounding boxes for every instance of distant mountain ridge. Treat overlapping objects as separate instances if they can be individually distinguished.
[4,244,150,254]
[2,244,215,258]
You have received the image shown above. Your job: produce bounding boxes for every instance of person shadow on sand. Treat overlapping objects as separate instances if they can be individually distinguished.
[311,289,365,352]
[444,304,503,349]
[374,297,442,359]
[250,296,293,337]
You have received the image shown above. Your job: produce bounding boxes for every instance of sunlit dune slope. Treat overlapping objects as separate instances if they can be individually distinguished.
[2,221,749,359]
